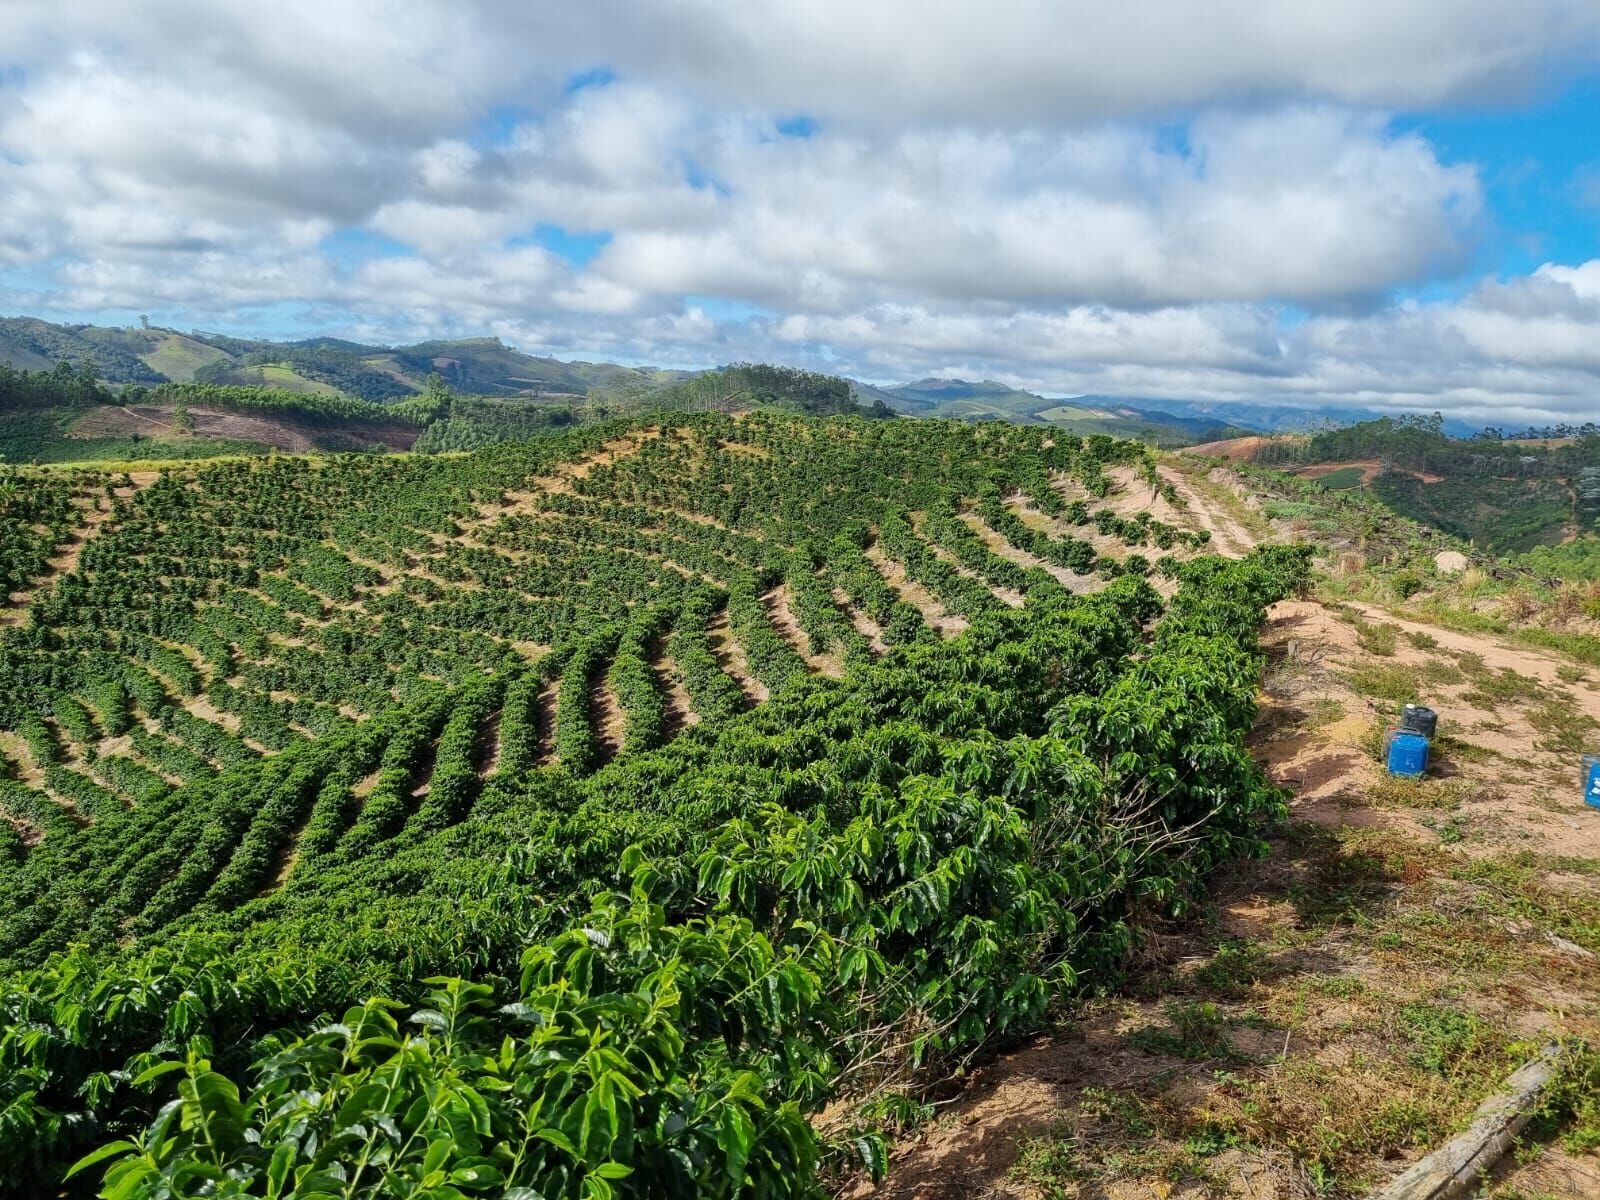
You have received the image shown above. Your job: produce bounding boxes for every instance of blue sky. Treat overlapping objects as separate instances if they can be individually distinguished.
[0,1,1598,423]
[1398,75,1599,283]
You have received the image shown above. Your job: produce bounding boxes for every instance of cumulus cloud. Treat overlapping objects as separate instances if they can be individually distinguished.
[537,0,1600,124]
[9,1,1598,134]
[563,104,1480,309]
[0,1,1598,423]
[0,1,537,137]
[756,268,1600,424]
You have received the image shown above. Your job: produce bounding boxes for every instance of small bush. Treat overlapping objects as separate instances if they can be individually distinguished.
[1130,1001,1237,1061]
[1541,1044,1600,1154]
[1397,1001,1489,1074]
[1392,572,1424,600]
[1192,940,1274,998]
[1355,620,1400,656]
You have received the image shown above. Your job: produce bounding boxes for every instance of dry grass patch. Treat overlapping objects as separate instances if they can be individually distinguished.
[1003,825,1599,1198]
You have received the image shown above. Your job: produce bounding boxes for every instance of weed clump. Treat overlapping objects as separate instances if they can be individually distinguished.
[1354,619,1400,656]
[1129,1001,1239,1061]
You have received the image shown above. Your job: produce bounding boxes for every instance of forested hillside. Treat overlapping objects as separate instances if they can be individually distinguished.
[0,318,688,402]
[0,318,169,383]
[1,317,1251,452]
[0,412,1308,1197]
[859,378,1254,444]
[0,357,889,464]
[608,361,892,418]
[1241,414,1600,565]
[0,366,435,462]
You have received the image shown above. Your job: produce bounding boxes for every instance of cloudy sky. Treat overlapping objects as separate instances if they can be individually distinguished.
[2,1,1599,423]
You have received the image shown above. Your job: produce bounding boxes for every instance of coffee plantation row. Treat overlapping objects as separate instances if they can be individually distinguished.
[0,412,1309,1197]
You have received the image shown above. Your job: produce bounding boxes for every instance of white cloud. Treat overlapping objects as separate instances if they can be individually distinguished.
[1539,261,1600,301]
[58,249,340,310]
[0,1,542,136]
[536,0,1600,123]
[319,262,1600,426]
[753,269,1600,423]
[368,202,522,257]
[0,1,1597,424]
[6,1,1596,141]
[569,107,1480,309]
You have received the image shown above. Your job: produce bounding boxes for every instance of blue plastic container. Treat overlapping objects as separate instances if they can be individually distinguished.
[1387,730,1429,777]
[1585,755,1600,810]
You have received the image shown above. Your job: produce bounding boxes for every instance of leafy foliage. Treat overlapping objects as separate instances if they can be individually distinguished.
[126,383,423,428]
[194,342,420,401]
[1255,414,1600,554]
[0,360,111,412]
[638,364,886,419]
[0,412,1309,1197]
[0,319,165,384]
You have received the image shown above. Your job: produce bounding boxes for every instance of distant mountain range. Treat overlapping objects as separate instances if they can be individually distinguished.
[1092,397,1487,439]
[0,315,1481,442]
[0,317,694,403]
[858,378,1489,438]
[853,378,1258,444]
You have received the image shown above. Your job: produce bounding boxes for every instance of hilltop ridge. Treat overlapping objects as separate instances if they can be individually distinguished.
[1186,415,1600,575]
[0,316,696,401]
[1,316,1262,463]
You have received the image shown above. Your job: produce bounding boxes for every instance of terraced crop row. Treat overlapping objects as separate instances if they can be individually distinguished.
[0,418,1191,944]
[0,413,1282,1200]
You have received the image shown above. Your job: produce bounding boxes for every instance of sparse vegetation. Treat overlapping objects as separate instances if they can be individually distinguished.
[1354,617,1400,656]
[1128,1000,1240,1061]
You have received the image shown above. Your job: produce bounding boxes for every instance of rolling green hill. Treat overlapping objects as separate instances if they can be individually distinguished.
[884,377,1058,418]
[386,337,696,398]
[0,317,698,405]
[0,411,1308,1197]
[624,361,891,418]
[0,318,167,383]
[1243,414,1600,566]
[1,318,1253,452]
[134,331,234,381]
[0,357,878,465]
[868,378,1254,445]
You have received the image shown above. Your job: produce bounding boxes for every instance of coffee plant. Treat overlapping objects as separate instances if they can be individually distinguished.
[0,411,1310,1197]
